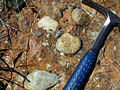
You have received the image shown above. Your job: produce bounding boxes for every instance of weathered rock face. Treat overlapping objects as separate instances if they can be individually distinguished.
[56,33,81,54]
[71,8,88,25]
[38,16,58,33]
[24,70,58,90]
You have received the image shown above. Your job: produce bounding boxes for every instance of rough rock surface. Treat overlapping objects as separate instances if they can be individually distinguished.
[24,70,58,90]
[72,8,88,25]
[38,16,58,33]
[56,33,81,54]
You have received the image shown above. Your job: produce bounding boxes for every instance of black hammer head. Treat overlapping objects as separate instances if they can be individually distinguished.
[82,0,120,55]
[82,0,120,25]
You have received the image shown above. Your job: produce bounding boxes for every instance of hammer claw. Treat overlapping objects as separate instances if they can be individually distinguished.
[63,0,120,89]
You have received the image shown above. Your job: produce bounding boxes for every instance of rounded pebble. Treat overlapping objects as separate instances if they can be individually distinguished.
[56,33,81,54]
[71,8,87,25]
[24,70,58,90]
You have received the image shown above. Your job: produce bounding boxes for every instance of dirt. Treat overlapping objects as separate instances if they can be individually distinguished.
[0,0,120,90]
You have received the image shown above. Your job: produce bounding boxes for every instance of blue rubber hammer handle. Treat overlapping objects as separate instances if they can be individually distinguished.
[63,50,97,90]
[63,0,120,89]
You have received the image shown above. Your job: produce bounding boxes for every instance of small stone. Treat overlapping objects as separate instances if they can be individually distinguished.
[71,8,88,25]
[53,7,63,19]
[38,16,58,33]
[77,59,80,61]
[92,10,96,15]
[47,64,51,68]
[95,77,99,80]
[24,70,58,90]
[45,40,49,45]
[114,46,117,51]
[60,52,64,56]
[46,34,50,38]
[42,41,49,46]
[91,32,99,40]
[54,31,62,39]
[96,84,100,87]
[24,52,27,56]
[56,33,81,54]
[60,61,67,66]
[38,57,42,61]
[54,48,56,51]
[22,69,29,75]
[16,75,24,82]
[87,10,97,17]
[82,28,87,33]
[67,63,69,68]
[5,40,8,44]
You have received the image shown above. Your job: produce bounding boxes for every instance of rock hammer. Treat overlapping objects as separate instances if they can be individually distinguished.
[63,0,120,89]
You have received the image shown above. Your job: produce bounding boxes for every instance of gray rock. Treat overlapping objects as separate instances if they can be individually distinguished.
[24,70,58,90]
[56,33,81,54]
[71,8,88,25]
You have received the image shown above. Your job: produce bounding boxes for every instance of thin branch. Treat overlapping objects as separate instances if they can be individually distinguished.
[0,67,30,82]
[0,18,21,33]
[0,77,24,88]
